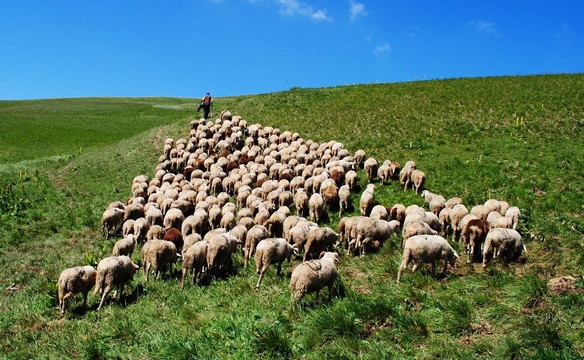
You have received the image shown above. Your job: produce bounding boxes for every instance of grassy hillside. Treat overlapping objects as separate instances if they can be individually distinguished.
[0,74,583,359]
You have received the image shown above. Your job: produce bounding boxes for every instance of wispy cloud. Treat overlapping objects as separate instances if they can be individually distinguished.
[468,20,501,36]
[349,1,367,21]
[374,42,390,56]
[277,0,332,21]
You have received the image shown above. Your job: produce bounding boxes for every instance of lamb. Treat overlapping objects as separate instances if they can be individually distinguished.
[482,228,525,268]
[359,184,375,216]
[410,169,426,193]
[94,256,140,311]
[290,252,339,303]
[57,265,97,314]
[422,190,446,216]
[111,234,136,258]
[141,239,179,281]
[303,227,339,261]
[180,240,208,290]
[101,208,125,239]
[397,235,459,283]
[309,193,324,224]
[243,225,270,268]
[461,218,490,263]
[364,157,378,183]
[254,238,298,291]
[505,206,521,230]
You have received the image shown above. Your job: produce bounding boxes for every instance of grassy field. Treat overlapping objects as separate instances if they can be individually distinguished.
[0,74,583,359]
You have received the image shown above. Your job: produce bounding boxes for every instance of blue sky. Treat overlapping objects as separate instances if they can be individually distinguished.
[1,0,582,100]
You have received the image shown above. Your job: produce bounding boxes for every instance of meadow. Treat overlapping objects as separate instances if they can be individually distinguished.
[0,74,582,359]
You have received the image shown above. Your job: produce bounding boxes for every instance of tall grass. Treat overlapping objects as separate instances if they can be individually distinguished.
[0,74,583,358]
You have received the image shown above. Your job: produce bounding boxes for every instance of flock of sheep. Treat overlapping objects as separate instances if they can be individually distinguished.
[56,110,525,314]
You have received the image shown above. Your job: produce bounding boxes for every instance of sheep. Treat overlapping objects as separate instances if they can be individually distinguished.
[359,184,375,216]
[290,251,339,303]
[354,150,366,169]
[163,208,184,231]
[338,185,351,216]
[122,219,135,237]
[484,199,501,214]
[282,215,304,243]
[133,217,150,244]
[206,233,240,275]
[254,238,298,291]
[145,206,163,227]
[94,256,140,311]
[243,225,270,268]
[163,227,184,253]
[112,234,137,258]
[445,197,462,209]
[438,207,452,236]
[294,189,309,217]
[220,211,236,230]
[401,220,438,247]
[351,218,400,257]
[309,193,324,224]
[422,190,446,216]
[410,169,426,193]
[505,206,521,230]
[182,233,202,256]
[399,160,416,190]
[180,240,208,290]
[146,224,164,241]
[264,210,287,237]
[364,157,378,183]
[482,228,525,268]
[461,218,490,263]
[101,208,125,239]
[57,266,97,314]
[449,204,469,242]
[397,235,459,283]
[182,209,209,237]
[303,227,339,261]
[345,170,357,191]
[141,239,179,281]
[289,222,318,251]
[369,205,388,221]
[389,204,406,224]
[470,204,490,221]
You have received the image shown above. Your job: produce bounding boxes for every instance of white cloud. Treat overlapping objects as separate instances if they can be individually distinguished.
[349,1,366,21]
[276,0,332,21]
[374,42,390,56]
[468,20,501,36]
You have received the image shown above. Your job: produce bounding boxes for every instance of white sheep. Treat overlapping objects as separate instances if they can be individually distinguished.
[111,234,136,258]
[101,208,125,239]
[289,252,339,303]
[482,228,525,268]
[163,208,184,231]
[397,235,458,283]
[243,225,270,268]
[351,218,400,257]
[364,157,378,183]
[57,265,97,314]
[303,227,339,261]
[410,169,426,193]
[505,206,521,230]
[254,238,298,291]
[141,239,179,281]
[359,184,375,216]
[94,256,140,311]
[309,193,324,224]
[180,240,208,290]
[338,185,351,216]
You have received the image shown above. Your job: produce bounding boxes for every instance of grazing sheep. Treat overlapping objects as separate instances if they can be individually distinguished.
[122,219,135,237]
[133,217,150,244]
[505,206,521,230]
[289,222,318,251]
[145,206,164,227]
[438,207,452,236]
[141,239,179,281]
[410,169,426,193]
[354,150,366,169]
[445,197,462,209]
[369,205,388,221]
[244,225,270,268]
[449,204,469,242]
[146,224,164,241]
[338,185,351,216]
[309,193,324,224]
[294,189,309,217]
[304,227,339,261]
[163,227,184,253]
[397,235,458,283]
[461,218,490,263]
[101,208,125,239]
[470,204,490,221]
[254,238,298,291]
[399,160,416,190]
[345,170,357,191]
[351,218,400,257]
[94,256,140,311]
[482,228,525,268]
[401,220,438,247]
[206,233,240,275]
[57,266,97,314]
[484,199,501,214]
[182,233,203,256]
[364,158,378,183]
[182,209,209,237]
[359,184,375,216]
[163,208,185,231]
[290,252,339,303]
[282,215,304,243]
[112,234,137,258]
[389,204,406,224]
[180,240,208,290]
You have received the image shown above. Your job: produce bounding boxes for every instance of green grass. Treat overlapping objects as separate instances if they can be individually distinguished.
[0,74,583,359]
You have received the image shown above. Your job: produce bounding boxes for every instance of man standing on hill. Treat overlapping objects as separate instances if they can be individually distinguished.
[197,92,212,120]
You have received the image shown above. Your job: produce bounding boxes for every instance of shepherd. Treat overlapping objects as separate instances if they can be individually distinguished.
[197,92,212,120]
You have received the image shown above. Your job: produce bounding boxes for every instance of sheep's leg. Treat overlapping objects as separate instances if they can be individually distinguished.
[60,292,73,314]
[255,270,265,291]
[82,291,89,309]
[276,262,282,276]
[442,259,449,274]
[97,284,112,311]
[180,267,188,290]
